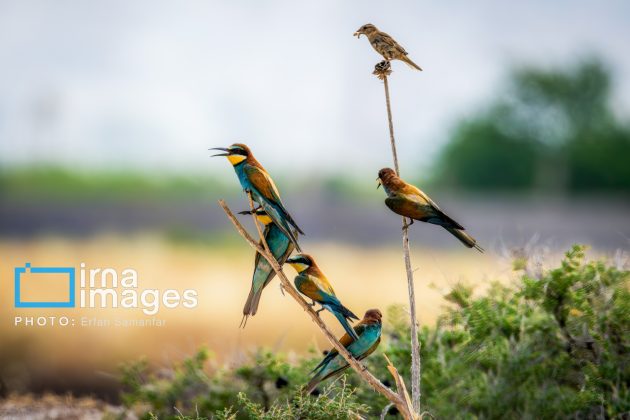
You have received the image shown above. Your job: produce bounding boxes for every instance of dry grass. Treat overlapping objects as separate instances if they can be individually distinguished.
[0,235,515,384]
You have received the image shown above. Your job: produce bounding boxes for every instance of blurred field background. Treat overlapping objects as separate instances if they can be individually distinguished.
[1,0,630,409]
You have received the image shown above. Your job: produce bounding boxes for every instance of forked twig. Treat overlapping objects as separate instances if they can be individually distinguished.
[219,199,416,419]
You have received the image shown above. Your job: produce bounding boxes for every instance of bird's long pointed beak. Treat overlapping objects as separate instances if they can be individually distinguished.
[209,147,230,157]
[353,32,361,38]
[376,178,382,189]
[238,210,253,215]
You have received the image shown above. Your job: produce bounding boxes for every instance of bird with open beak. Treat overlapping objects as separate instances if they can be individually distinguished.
[211,143,303,252]
[354,23,422,71]
[377,168,483,251]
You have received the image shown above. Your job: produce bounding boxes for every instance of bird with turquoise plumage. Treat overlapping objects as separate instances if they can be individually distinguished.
[305,308,382,394]
[237,208,295,327]
[211,143,304,251]
[377,167,483,252]
[286,254,360,341]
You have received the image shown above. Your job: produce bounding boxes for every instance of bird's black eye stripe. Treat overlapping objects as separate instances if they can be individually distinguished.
[230,148,247,156]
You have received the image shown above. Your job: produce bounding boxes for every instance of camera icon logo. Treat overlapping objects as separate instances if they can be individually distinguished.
[14,263,76,308]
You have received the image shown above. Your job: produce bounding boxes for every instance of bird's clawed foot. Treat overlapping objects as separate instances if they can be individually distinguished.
[402,218,414,230]
[315,308,325,316]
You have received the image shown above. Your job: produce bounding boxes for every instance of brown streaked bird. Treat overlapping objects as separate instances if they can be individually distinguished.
[377,168,483,252]
[354,23,422,71]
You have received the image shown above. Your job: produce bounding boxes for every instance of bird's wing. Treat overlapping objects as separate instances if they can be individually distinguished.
[313,274,336,296]
[404,184,465,229]
[378,31,408,55]
[311,324,367,374]
[245,164,304,236]
[361,336,381,359]
[386,195,432,220]
[296,275,326,302]
[244,164,283,206]
[267,224,292,261]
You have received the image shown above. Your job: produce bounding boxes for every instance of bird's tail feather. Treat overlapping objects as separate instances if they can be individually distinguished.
[242,286,262,319]
[445,227,483,253]
[401,55,422,71]
[239,314,249,329]
[305,362,351,395]
[305,373,323,395]
[332,310,360,341]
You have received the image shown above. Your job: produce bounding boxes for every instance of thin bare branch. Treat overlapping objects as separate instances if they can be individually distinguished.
[218,199,415,418]
[377,60,422,413]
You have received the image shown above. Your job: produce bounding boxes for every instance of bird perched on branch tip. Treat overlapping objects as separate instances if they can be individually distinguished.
[354,23,422,71]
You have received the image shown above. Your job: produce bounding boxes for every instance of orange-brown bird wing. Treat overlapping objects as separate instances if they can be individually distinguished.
[386,184,465,229]
[245,165,283,206]
[296,275,329,302]
[313,274,336,296]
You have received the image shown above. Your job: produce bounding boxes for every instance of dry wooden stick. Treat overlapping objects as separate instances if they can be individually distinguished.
[218,199,416,419]
[376,60,422,413]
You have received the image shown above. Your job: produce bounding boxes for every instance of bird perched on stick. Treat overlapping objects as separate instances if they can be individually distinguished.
[238,208,295,327]
[305,309,382,394]
[211,143,303,251]
[377,168,483,252]
[286,254,360,341]
[354,23,422,71]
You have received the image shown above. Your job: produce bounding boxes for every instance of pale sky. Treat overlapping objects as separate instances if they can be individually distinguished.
[1,0,629,178]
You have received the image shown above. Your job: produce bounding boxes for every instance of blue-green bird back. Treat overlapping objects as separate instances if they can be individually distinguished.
[306,323,381,392]
[232,162,302,251]
[242,223,293,320]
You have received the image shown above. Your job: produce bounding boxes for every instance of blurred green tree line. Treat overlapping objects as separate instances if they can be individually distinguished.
[435,58,630,193]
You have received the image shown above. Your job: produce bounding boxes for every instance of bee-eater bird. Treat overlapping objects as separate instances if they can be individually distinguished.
[305,309,382,394]
[286,254,360,341]
[354,23,422,71]
[211,143,304,251]
[377,168,483,252]
[238,208,295,327]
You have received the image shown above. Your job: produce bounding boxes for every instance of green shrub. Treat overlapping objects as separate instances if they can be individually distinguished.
[121,245,629,419]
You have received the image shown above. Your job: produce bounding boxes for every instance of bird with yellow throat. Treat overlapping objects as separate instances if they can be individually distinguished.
[286,254,360,341]
[211,143,303,252]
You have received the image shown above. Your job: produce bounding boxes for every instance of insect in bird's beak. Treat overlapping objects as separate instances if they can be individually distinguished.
[376,177,382,189]
[209,147,230,157]
[353,31,362,38]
